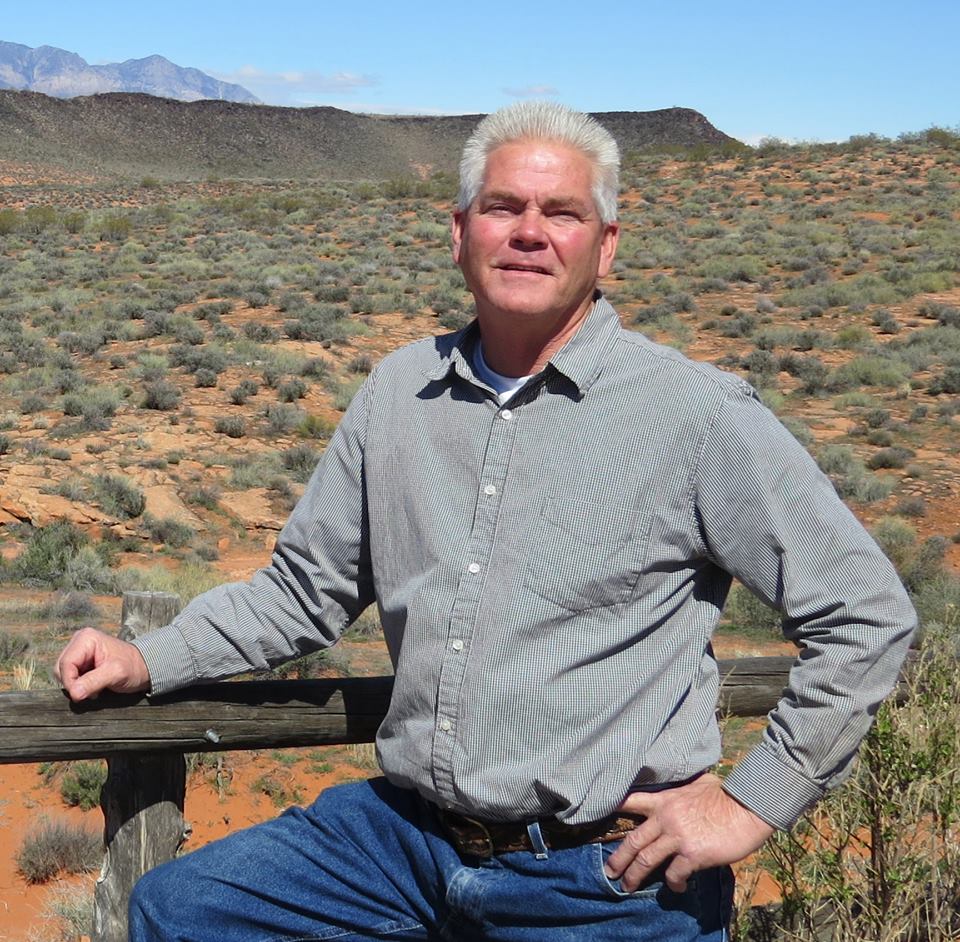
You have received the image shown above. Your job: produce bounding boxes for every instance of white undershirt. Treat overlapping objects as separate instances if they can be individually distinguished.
[473,344,536,405]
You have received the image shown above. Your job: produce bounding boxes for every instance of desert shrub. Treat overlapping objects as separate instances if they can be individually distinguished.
[91,474,146,519]
[194,367,218,388]
[277,377,308,402]
[229,452,283,489]
[132,561,220,601]
[42,883,94,941]
[263,403,304,435]
[817,445,895,503]
[7,522,87,587]
[63,546,124,594]
[301,357,331,379]
[60,761,107,811]
[282,443,320,483]
[723,584,781,637]
[298,414,337,440]
[870,308,901,334]
[894,496,927,518]
[214,415,246,438]
[831,355,909,390]
[16,818,101,884]
[170,343,230,376]
[38,590,100,625]
[141,380,181,411]
[761,626,960,941]
[99,212,132,241]
[184,484,221,510]
[284,304,349,343]
[871,517,947,594]
[0,629,31,665]
[243,321,280,343]
[229,379,259,404]
[62,210,87,234]
[866,446,914,470]
[142,514,195,548]
[928,363,960,396]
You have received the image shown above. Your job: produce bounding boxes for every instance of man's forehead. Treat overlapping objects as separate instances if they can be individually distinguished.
[478,141,595,197]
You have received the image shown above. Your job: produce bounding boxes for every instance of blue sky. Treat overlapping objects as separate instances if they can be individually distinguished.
[4,1,957,145]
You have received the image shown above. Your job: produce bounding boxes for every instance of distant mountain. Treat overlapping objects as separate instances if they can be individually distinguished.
[0,41,259,103]
[0,90,741,181]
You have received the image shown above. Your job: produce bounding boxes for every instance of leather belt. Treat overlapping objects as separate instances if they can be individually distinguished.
[435,807,645,859]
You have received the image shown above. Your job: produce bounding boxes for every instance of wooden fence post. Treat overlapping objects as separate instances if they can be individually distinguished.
[93,591,187,942]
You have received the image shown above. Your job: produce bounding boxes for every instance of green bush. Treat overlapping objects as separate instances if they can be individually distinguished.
[214,415,246,438]
[91,474,146,519]
[0,629,31,665]
[8,522,87,587]
[60,761,107,811]
[143,513,195,548]
[723,584,781,637]
[282,443,320,483]
[142,380,181,411]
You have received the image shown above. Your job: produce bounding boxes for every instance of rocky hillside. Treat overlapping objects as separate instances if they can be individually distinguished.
[0,90,741,180]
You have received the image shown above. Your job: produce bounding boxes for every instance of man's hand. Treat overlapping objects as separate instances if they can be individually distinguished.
[55,627,151,702]
[603,773,775,892]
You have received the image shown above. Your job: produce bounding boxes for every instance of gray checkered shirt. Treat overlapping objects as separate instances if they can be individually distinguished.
[135,296,916,829]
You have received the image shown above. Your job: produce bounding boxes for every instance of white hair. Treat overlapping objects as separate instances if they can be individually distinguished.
[458,101,620,223]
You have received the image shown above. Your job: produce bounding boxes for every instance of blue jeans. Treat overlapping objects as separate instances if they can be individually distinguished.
[129,778,732,941]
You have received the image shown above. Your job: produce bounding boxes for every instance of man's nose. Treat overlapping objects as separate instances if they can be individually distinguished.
[510,209,547,248]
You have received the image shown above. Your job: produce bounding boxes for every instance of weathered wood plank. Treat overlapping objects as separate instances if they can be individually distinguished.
[0,660,796,764]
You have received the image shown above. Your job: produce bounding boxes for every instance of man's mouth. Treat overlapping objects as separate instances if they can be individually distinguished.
[497,264,551,275]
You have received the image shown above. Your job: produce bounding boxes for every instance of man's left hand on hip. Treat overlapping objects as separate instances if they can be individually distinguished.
[603,773,775,892]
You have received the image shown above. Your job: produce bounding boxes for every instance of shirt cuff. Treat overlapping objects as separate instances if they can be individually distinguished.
[130,626,199,697]
[722,740,825,830]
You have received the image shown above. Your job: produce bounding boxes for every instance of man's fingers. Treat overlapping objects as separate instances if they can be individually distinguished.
[616,790,657,817]
[663,854,696,893]
[603,819,664,878]
[616,836,676,892]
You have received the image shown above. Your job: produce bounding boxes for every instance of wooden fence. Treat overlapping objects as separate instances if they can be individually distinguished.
[0,591,799,942]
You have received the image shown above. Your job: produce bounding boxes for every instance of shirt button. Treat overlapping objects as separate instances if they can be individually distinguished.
[467,562,481,574]
[483,484,497,496]
[439,718,452,732]
[500,409,513,420]
[451,639,464,652]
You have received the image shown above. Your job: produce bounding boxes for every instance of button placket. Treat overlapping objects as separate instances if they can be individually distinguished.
[431,403,520,802]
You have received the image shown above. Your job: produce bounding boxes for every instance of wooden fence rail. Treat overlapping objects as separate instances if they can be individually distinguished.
[0,591,799,941]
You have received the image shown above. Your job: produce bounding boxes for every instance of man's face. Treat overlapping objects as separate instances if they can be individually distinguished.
[451,140,619,334]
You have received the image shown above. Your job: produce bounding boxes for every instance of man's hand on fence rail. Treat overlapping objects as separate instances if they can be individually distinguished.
[55,627,151,702]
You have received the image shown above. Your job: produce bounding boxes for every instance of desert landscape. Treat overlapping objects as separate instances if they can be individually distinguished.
[1,117,959,940]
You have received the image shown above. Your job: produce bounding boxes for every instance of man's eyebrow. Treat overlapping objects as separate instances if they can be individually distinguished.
[479,191,593,213]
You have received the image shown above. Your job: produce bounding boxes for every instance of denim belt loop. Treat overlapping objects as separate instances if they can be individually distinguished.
[526,820,550,860]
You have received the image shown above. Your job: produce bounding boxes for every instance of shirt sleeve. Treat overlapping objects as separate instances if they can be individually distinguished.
[693,382,917,829]
[133,376,375,696]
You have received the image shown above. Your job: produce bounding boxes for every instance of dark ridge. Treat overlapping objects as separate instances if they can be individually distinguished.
[0,90,742,181]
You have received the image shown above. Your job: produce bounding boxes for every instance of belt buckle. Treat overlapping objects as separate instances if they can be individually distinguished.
[441,810,495,858]
[460,814,495,858]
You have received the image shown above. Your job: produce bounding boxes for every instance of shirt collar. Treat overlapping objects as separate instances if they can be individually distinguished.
[423,292,621,397]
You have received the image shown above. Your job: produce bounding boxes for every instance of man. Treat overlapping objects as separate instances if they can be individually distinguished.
[57,103,915,941]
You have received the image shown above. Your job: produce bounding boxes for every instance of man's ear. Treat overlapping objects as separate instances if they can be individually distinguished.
[596,222,620,279]
[451,210,465,265]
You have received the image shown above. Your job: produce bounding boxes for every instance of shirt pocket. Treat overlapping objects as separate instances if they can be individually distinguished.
[524,495,648,612]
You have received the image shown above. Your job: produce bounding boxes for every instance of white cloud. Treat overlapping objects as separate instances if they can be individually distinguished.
[502,84,559,98]
[215,66,378,104]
